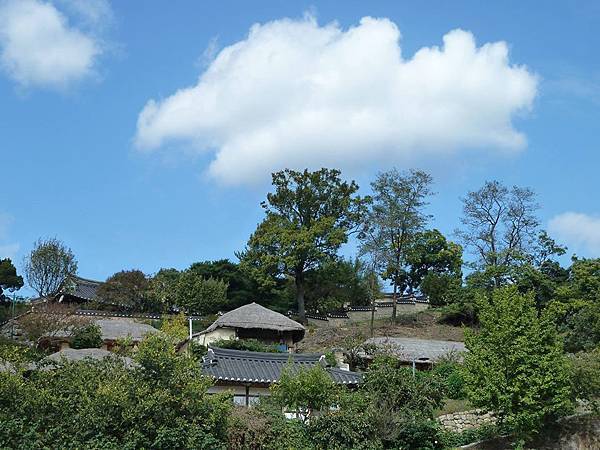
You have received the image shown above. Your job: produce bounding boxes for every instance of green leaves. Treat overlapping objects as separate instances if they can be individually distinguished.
[463,287,574,440]
[0,334,231,449]
[240,168,365,319]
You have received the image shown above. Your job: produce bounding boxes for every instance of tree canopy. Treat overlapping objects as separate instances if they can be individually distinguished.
[23,238,77,298]
[0,258,23,303]
[239,168,365,321]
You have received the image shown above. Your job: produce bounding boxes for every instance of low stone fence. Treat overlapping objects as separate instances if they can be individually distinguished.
[438,409,497,433]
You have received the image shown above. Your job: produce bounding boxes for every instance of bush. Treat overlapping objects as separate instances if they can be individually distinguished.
[570,348,600,413]
[227,404,309,450]
[71,323,103,349]
[0,349,232,449]
[440,424,502,448]
[433,359,466,400]
[211,338,280,353]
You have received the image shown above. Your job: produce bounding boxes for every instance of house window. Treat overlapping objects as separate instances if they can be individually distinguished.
[233,395,246,406]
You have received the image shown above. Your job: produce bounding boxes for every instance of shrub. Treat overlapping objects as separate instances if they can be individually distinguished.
[71,323,103,349]
[211,338,280,353]
[433,359,467,400]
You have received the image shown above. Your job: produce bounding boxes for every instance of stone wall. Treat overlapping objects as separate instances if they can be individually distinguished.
[306,302,429,328]
[438,409,497,433]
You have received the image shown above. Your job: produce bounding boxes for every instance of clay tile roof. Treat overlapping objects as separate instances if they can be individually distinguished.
[201,347,362,386]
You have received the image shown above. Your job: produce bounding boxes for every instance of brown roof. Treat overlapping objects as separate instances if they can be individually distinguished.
[204,303,305,333]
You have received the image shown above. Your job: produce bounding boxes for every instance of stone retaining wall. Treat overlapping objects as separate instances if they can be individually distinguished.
[438,409,496,432]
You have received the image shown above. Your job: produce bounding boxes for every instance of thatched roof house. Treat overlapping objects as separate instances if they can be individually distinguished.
[193,303,305,351]
[30,348,136,371]
[364,337,467,368]
[39,317,159,352]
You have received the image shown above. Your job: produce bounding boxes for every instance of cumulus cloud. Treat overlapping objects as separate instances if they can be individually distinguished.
[135,16,538,185]
[0,0,107,89]
[549,212,600,256]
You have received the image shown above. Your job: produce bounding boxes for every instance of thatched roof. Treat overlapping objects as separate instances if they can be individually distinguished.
[96,318,158,342]
[205,303,305,334]
[27,348,137,371]
[365,337,466,363]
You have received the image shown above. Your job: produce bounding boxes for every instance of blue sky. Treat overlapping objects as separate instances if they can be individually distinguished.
[1,0,599,294]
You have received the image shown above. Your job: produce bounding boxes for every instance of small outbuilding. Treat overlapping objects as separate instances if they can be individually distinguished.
[193,303,305,351]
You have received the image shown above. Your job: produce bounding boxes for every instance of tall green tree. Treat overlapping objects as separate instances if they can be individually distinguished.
[402,229,463,306]
[359,169,434,322]
[23,237,77,298]
[239,168,365,321]
[0,258,23,304]
[463,287,573,440]
[97,270,157,312]
[176,271,228,315]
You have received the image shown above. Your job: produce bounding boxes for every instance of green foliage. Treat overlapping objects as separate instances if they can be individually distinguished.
[71,323,103,349]
[211,338,280,353]
[97,269,157,312]
[0,335,232,449]
[463,287,574,440]
[403,229,463,306]
[359,169,434,321]
[239,168,365,320]
[160,313,189,342]
[23,237,77,298]
[0,258,23,303]
[227,403,310,450]
[308,391,382,450]
[439,424,502,448]
[176,271,228,315]
[303,258,375,312]
[433,359,467,400]
[569,348,600,413]
[271,364,339,420]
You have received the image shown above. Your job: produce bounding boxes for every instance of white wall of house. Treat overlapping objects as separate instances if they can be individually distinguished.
[208,384,271,406]
[194,328,236,346]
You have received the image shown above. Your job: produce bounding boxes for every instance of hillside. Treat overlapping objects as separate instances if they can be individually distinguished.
[297,309,467,353]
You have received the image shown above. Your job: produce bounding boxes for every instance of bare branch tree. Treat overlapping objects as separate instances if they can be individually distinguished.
[456,181,540,285]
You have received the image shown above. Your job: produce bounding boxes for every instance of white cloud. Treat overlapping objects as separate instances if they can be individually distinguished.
[0,0,105,89]
[549,212,600,256]
[135,16,538,185]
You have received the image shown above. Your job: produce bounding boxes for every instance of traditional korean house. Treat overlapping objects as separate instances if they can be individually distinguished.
[55,275,102,304]
[39,317,159,352]
[201,347,362,406]
[192,303,305,351]
[29,348,136,371]
[363,337,467,369]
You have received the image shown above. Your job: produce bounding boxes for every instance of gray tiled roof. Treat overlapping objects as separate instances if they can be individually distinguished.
[201,347,362,385]
[205,303,305,334]
[68,276,101,301]
[365,337,466,363]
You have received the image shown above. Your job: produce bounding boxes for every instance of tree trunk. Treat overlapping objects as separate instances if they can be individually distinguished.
[392,278,398,324]
[295,271,306,324]
[370,281,376,338]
